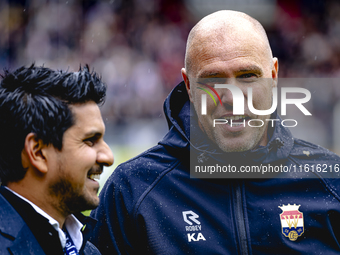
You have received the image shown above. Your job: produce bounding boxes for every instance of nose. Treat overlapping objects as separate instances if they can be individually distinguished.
[97,141,114,167]
[219,85,234,107]
[217,80,245,107]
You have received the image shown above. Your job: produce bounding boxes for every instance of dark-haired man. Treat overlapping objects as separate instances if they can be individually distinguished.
[0,64,114,254]
[91,10,340,255]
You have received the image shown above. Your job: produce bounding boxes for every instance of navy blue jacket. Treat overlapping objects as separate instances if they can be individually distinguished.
[91,82,340,254]
[0,187,101,255]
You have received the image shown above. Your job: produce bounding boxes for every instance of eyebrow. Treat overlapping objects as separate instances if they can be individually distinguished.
[197,72,221,78]
[83,130,103,139]
[236,65,263,75]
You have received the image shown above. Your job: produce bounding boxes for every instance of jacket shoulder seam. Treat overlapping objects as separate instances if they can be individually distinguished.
[132,159,182,218]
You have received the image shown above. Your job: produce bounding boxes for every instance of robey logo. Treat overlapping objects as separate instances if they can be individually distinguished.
[182,210,206,242]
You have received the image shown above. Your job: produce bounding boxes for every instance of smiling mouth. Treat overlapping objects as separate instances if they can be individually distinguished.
[88,173,101,181]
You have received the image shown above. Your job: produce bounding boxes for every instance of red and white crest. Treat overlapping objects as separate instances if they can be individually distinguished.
[278,204,304,241]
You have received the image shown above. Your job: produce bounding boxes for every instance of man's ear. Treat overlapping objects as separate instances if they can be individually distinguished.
[272,57,279,87]
[22,133,48,174]
[181,68,193,103]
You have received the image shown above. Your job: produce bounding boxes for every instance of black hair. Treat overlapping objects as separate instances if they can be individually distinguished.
[0,64,107,185]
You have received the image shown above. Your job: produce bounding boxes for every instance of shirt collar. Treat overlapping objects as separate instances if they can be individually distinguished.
[64,214,84,251]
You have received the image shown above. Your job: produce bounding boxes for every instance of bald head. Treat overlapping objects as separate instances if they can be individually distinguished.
[184,10,273,75]
[181,10,279,152]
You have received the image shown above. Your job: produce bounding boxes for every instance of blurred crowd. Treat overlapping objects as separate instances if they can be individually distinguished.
[1,0,340,151]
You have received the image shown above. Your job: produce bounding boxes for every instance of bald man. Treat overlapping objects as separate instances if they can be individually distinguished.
[182,11,278,153]
[91,11,340,255]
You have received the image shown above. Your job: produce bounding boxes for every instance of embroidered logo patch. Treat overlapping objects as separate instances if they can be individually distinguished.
[182,210,206,242]
[278,204,304,241]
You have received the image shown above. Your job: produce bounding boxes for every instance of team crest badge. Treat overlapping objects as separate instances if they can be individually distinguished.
[278,204,304,241]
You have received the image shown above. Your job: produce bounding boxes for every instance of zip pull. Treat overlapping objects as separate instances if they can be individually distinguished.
[269,138,284,151]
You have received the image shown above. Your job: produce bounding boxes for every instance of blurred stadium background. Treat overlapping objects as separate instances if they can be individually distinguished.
[2,0,340,186]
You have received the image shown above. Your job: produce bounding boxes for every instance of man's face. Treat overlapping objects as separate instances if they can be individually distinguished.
[184,32,278,152]
[47,101,114,214]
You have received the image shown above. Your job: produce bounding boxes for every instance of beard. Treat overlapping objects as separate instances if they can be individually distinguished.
[48,169,99,216]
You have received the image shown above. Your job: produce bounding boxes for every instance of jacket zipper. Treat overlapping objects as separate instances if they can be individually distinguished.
[233,182,249,255]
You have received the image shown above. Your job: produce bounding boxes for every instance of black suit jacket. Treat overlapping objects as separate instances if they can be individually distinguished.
[0,187,101,255]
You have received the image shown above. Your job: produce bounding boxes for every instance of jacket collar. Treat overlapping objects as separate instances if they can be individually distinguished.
[0,189,46,254]
[0,186,98,254]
